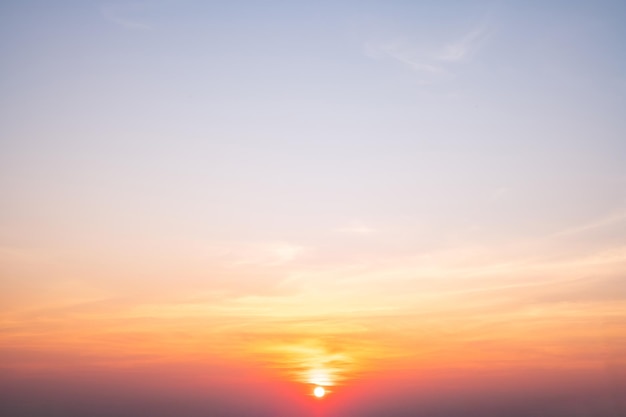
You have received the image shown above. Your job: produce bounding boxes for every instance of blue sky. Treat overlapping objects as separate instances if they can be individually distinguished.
[3,2,625,244]
[2,0,625,288]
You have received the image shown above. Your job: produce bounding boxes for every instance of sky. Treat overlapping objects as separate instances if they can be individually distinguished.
[1,1,625,416]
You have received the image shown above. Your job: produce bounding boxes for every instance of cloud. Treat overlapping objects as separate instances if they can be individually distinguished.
[362,22,490,82]
[101,3,152,30]
[364,38,448,75]
[489,186,512,203]
[267,243,304,264]
[363,38,450,83]
[551,209,626,238]
[207,241,305,266]
[437,24,489,62]
[255,339,358,387]
[336,220,376,235]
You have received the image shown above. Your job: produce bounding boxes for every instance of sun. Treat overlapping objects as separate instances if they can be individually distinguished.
[313,386,325,398]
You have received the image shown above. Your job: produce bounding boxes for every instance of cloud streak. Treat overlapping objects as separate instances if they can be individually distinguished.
[336,220,376,235]
[437,24,489,62]
[363,22,491,82]
[101,3,152,30]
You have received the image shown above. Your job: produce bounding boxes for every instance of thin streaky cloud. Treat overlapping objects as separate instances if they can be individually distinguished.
[363,22,490,81]
[437,24,490,62]
[336,220,376,235]
[101,3,152,30]
[216,241,305,266]
[363,39,447,76]
[381,45,445,74]
[551,209,626,238]
[488,186,511,202]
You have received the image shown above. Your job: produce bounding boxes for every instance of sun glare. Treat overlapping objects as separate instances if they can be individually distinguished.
[313,386,325,398]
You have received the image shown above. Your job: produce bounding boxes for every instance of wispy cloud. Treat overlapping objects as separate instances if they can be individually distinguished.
[336,220,376,235]
[363,38,448,75]
[488,186,512,203]
[550,209,626,238]
[206,241,306,267]
[101,3,152,30]
[437,24,489,62]
[363,22,491,82]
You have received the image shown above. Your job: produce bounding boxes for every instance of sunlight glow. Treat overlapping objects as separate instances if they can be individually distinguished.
[314,386,325,398]
[308,369,332,387]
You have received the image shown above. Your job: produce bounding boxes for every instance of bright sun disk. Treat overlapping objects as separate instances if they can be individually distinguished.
[314,386,325,398]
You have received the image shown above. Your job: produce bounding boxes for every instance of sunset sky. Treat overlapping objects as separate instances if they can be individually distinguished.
[1,1,625,416]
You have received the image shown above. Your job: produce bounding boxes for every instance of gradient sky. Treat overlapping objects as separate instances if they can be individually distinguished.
[1,1,626,416]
